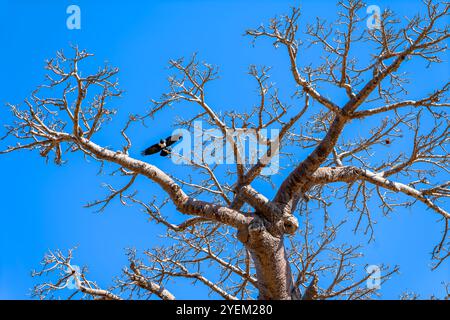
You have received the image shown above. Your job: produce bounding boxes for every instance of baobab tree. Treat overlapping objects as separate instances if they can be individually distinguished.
[1,0,449,300]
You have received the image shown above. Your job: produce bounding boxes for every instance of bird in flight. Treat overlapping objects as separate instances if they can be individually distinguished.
[141,133,183,157]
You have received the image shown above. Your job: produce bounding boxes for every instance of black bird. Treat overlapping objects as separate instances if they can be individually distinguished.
[141,133,183,157]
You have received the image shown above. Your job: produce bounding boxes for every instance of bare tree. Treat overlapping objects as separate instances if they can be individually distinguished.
[2,0,449,300]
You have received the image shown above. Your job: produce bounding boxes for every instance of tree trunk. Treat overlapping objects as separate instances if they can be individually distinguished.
[238,217,300,300]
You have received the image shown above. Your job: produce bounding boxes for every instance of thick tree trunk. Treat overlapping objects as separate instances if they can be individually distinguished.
[238,217,300,300]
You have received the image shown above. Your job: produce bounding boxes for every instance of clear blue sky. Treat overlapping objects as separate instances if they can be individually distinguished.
[0,0,448,299]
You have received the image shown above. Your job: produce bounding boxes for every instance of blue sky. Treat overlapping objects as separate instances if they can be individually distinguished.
[0,0,448,299]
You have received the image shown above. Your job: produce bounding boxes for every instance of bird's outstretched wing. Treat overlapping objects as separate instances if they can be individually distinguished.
[142,134,181,156]
[141,143,162,156]
[165,135,182,147]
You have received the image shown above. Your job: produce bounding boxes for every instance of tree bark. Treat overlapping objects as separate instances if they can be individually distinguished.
[238,216,300,300]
